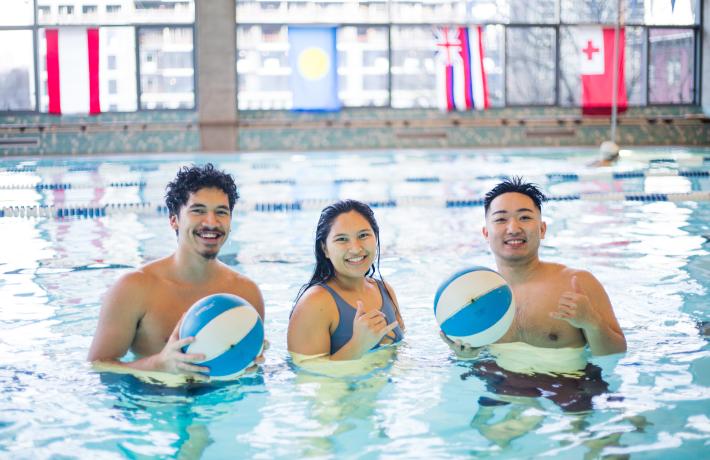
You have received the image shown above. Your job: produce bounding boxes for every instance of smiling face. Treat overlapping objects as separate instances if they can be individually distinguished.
[483,192,546,264]
[322,210,377,279]
[170,187,231,260]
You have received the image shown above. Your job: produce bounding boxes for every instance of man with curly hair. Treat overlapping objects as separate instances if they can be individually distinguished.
[88,164,265,380]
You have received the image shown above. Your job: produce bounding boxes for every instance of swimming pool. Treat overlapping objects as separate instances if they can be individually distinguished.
[0,147,708,458]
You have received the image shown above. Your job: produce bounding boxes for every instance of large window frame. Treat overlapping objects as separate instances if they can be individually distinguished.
[0,1,702,113]
[0,0,196,114]
[235,0,702,110]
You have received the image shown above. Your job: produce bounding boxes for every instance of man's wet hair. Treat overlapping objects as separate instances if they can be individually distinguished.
[165,163,239,217]
[483,176,546,214]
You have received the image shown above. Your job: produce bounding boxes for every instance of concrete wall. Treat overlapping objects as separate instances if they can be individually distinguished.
[196,0,238,151]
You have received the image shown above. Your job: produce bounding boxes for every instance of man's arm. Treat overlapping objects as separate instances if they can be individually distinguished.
[87,273,208,378]
[551,271,627,356]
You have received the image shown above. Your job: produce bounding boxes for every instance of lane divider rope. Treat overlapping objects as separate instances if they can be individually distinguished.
[2,192,709,219]
[0,170,707,191]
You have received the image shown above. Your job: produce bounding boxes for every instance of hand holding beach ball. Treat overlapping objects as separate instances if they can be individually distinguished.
[179,293,264,380]
[434,267,515,348]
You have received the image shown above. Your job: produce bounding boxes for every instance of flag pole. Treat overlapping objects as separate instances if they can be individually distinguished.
[600,0,622,162]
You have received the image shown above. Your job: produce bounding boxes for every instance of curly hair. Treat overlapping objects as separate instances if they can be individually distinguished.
[483,176,546,214]
[164,163,239,216]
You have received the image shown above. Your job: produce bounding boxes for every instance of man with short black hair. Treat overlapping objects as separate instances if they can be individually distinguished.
[444,176,626,356]
[88,164,265,379]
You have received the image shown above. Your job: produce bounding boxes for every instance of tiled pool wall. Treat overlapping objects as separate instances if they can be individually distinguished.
[1,106,708,156]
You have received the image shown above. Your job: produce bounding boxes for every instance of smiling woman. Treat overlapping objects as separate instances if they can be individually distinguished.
[287,199,404,362]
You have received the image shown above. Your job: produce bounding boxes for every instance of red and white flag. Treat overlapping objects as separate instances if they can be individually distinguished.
[435,27,461,111]
[577,26,627,115]
[435,26,490,112]
[45,28,101,115]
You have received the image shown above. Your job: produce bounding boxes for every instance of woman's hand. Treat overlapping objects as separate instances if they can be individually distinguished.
[350,300,399,356]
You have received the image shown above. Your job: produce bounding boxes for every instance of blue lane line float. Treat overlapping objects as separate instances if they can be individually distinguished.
[2,192,709,219]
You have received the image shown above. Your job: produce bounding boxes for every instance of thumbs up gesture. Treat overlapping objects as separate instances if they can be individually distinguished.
[351,300,399,356]
[549,275,600,329]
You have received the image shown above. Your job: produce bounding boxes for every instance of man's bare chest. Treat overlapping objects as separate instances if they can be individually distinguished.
[498,290,585,348]
[132,282,231,356]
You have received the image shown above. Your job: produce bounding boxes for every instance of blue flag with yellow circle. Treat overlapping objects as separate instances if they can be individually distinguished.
[288,27,340,111]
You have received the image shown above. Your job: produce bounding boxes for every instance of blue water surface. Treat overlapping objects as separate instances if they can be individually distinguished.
[0,147,708,459]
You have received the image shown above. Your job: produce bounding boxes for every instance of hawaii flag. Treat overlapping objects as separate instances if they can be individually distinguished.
[435,26,489,112]
[45,28,101,115]
[576,27,627,115]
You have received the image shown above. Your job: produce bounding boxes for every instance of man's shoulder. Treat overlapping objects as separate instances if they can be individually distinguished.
[219,264,258,290]
[544,263,602,289]
[541,262,588,277]
[109,258,169,297]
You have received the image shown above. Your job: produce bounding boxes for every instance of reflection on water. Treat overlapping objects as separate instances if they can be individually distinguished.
[0,148,708,458]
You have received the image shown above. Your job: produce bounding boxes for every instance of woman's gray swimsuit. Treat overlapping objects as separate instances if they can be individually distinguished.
[320,279,404,355]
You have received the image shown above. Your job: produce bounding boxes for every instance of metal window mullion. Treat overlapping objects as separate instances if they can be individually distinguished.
[135,26,142,111]
[33,0,40,113]
[387,23,392,108]
[645,26,650,105]
[191,23,197,111]
[693,26,700,105]
[555,24,560,106]
[504,25,509,107]
[697,0,703,105]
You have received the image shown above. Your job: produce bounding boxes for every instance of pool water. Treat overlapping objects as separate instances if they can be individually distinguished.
[1,147,709,459]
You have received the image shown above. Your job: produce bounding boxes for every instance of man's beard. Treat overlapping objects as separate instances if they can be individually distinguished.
[199,250,219,260]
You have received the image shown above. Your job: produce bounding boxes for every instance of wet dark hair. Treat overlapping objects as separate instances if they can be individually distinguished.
[483,176,546,214]
[164,163,239,217]
[295,199,382,304]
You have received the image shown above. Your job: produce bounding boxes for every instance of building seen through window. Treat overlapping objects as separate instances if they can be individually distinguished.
[0,0,701,112]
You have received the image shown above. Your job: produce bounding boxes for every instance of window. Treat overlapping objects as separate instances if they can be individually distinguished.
[236,0,387,24]
[561,0,617,24]
[101,27,138,112]
[338,26,389,107]
[58,5,74,15]
[391,26,437,108]
[389,0,462,24]
[139,27,195,110]
[559,26,646,107]
[648,28,694,104]
[625,26,647,106]
[237,25,290,110]
[0,30,35,110]
[506,27,556,105]
[642,0,699,26]
[37,0,195,25]
[2,0,35,26]
[36,26,138,113]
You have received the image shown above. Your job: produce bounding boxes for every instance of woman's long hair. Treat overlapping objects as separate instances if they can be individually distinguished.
[294,199,381,305]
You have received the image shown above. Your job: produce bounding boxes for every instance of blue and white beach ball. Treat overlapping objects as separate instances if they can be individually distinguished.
[434,267,515,347]
[179,293,264,380]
